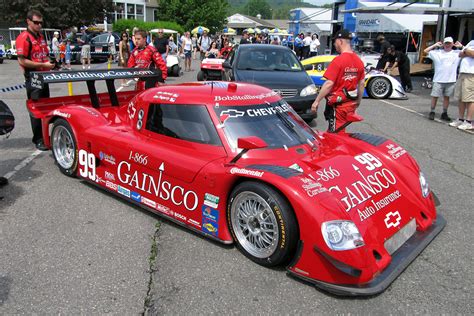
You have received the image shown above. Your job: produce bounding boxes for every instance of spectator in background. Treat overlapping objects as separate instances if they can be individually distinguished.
[78,26,91,69]
[153,29,169,63]
[168,36,178,54]
[64,38,72,70]
[52,31,60,64]
[377,34,391,55]
[198,30,211,60]
[59,40,66,69]
[423,37,463,121]
[450,40,474,130]
[389,45,413,92]
[219,39,232,59]
[309,33,320,57]
[180,31,193,71]
[118,32,131,86]
[302,32,312,59]
[239,31,251,45]
[107,31,116,63]
[131,27,139,50]
[294,33,304,60]
[205,41,219,58]
[191,34,198,59]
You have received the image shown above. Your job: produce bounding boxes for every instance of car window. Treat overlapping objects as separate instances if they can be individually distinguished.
[237,48,302,71]
[146,104,221,146]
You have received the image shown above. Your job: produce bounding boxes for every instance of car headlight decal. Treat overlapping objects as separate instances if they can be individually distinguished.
[419,172,430,198]
[322,220,364,251]
[300,84,318,97]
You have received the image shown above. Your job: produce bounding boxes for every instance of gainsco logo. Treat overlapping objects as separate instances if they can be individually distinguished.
[106,181,117,191]
[117,185,131,198]
[117,161,199,211]
[99,152,116,165]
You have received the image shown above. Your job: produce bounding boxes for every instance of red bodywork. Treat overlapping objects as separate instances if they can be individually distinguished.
[28,81,445,296]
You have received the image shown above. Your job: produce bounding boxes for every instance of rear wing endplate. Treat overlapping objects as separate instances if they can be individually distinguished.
[29,68,162,108]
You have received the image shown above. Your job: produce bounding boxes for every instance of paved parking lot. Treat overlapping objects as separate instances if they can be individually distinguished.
[0,58,472,314]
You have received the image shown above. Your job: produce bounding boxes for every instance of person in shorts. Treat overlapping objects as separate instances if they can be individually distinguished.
[180,31,193,71]
[424,37,464,121]
[450,40,474,130]
[78,27,91,69]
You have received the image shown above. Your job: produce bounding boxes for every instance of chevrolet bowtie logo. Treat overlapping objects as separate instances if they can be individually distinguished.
[272,89,282,95]
[384,211,401,228]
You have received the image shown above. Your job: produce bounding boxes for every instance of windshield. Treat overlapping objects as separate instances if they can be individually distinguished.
[214,101,317,150]
[236,48,303,72]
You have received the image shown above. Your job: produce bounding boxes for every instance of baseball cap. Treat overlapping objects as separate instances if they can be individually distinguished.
[333,29,352,40]
[53,31,59,35]
[443,36,454,43]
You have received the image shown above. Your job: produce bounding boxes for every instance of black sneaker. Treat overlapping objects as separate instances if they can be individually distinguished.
[428,111,435,120]
[440,112,452,122]
[0,177,8,186]
[35,139,48,151]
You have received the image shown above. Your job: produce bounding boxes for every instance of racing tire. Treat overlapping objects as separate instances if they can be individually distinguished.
[367,77,392,99]
[51,119,78,177]
[197,70,206,81]
[172,65,180,77]
[228,181,299,267]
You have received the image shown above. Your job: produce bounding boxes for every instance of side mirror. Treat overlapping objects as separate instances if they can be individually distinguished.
[237,136,267,149]
[346,112,364,123]
[223,61,232,69]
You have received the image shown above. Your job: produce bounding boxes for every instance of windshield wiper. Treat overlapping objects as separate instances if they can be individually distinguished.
[275,110,317,151]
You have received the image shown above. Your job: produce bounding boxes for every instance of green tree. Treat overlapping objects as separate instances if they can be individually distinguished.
[0,0,114,29]
[157,0,229,33]
[242,0,272,19]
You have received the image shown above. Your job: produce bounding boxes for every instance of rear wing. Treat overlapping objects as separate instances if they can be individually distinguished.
[29,68,162,108]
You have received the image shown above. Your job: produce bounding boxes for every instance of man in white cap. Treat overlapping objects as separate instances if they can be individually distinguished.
[424,36,464,121]
[52,31,60,64]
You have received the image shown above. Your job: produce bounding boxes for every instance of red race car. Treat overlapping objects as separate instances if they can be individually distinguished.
[28,70,445,296]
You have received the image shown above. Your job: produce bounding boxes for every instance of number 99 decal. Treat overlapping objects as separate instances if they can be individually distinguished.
[354,153,382,171]
[79,149,96,181]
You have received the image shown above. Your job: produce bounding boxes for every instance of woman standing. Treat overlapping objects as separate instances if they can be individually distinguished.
[119,32,131,86]
[191,34,198,60]
[180,32,193,71]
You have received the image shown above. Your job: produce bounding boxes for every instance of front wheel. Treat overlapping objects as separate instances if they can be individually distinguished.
[51,119,78,177]
[228,181,299,267]
[367,77,392,99]
[171,65,180,77]
[197,70,206,81]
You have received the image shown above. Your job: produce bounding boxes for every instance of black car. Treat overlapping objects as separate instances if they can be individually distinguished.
[70,32,120,63]
[223,44,318,122]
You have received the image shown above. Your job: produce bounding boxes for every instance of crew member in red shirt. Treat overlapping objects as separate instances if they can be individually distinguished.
[311,29,365,132]
[128,30,167,89]
[16,10,55,150]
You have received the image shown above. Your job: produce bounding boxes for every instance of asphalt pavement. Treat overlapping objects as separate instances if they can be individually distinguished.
[0,58,472,314]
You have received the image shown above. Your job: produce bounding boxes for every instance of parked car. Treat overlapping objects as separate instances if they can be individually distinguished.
[70,32,120,63]
[222,44,317,122]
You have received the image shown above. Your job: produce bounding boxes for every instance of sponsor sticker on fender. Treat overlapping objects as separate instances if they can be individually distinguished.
[52,110,71,119]
[300,177,328,197]
[386,144,407,160]
[100,151,116,165]
[106,180,117,191]
[188,218,201,228]
[204,193,220,208]
[230,167,264,177]
[142,196,157,209]
[202,205,219,222]
[202,218,218,236]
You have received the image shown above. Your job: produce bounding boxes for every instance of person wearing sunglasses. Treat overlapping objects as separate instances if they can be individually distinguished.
[16,9,54,151]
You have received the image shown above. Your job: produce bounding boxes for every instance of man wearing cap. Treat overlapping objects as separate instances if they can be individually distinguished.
[310,29,365,132]
[52,31,60,64]
[424,36,464,121]
[240,31,251,45]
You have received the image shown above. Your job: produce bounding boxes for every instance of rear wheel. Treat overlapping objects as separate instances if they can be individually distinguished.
[367,77,392,99]
[228,181,299,267]
[51,119,78,177]
[172,65,180,77]
[197,70,206,81]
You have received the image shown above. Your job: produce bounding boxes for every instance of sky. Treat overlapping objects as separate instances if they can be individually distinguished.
[305,0,337,6]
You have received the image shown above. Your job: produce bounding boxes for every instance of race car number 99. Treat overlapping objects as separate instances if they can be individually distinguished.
[79,149,96,181]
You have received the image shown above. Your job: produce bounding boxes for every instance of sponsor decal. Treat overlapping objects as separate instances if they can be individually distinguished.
[141,196,157,209]
[156,203,173,216]
[357,190,401,222]
[79,106,99,117]
[202,205,219,222]
[52,110,71,119]
[99,151,116,165]
[153,91,179,103]
[219,109,245,123]
[230,167,264,178]
[42,70,155,81]
[289,163,303,173]
[202,218,218,236]
[117,161,199,211]
[118,185,131,198]
[384,211,402,228]
[131,191,141,202]
[188,218,201,228]
[204,193,220,208]
[311,166,340,182]
[105,171,115,181]
[106,180,118,191]
[219,104,291,124]
[386,144,407,160]
[95,175,105,184]
[174,212,187,222]
[328,153,398,213]
[214,91,278,102]
[128,101,136,119]
[129,151,148,166]
[300,177,328,197]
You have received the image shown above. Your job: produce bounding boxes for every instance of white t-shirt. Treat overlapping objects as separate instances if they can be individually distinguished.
[428,49,461,83]
[52,37,59,52]
[303,36,312,46]
[310,38,320,52]
[459,40,474,74]
[183,37,192,51]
